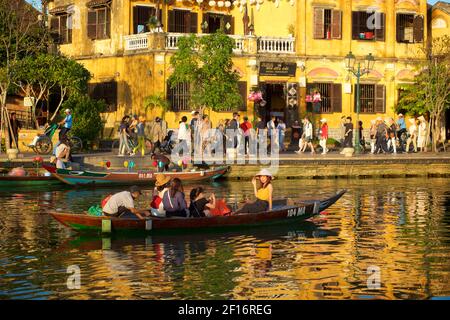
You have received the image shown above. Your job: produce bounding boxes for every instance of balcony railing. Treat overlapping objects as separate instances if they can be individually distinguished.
[257,37,295,54]
[124,33,295,54]
[124,33,148,51]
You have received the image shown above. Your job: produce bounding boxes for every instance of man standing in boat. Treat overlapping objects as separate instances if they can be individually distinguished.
[102,186,150,219]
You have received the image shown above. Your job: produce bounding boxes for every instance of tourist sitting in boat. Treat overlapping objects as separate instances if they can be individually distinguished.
[150,173,171,217]
[189,187,216,217]
[102,186,150,219]
[234,169,273,214]
[151,153,171,172]
[53,137,71,169]
[162,178,188,217]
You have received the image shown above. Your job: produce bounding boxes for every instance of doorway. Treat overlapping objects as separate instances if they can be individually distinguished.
[261,83,286,123]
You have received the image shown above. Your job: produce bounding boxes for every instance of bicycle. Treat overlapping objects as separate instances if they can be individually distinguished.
[25,123,83,155]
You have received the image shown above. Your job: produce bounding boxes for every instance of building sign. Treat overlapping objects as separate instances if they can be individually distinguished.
[259,62,296,77]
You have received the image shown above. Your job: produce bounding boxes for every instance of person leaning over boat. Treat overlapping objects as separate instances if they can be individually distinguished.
[162,178,188,217]
[235,169,273,214]
[102,186,150,219]
[189,187,216,217]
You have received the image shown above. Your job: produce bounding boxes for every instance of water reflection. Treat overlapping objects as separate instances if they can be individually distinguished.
[0,178,449,299]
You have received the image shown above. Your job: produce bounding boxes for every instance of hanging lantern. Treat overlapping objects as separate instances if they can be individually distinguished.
[218,0,224,7]
[209,0,216,6]
[197,0,204,3]
[275,0,279,7]
[257,0,263,3]
[240,0,246,5]
[225,1,231,7]
[249,0,256,4]
[289,0,295,5]
[256,3,260,10]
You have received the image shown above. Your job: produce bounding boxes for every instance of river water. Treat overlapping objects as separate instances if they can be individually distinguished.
[0,178,449,300]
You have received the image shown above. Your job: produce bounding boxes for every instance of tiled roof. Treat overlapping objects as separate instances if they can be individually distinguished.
[433,1,450,15]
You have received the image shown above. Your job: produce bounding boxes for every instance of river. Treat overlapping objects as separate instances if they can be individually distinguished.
[0,178,449,299]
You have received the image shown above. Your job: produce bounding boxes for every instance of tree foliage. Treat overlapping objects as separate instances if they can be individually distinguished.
[61,95,106,147]
[144,94,170,119]
[395,35,450,152]
[168,31,242,112]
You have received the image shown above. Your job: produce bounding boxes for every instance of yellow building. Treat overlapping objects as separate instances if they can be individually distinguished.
[430,1,450,40]
[46,0,429,137]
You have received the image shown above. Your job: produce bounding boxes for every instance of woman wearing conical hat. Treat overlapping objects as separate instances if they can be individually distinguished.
[417,116,428,152]
[235,169,273,214]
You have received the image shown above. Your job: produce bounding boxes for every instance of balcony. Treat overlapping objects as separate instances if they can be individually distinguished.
[124,33,295,54]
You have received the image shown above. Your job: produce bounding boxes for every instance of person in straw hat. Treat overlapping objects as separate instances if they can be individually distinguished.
[319,118,328,155]
[406,118,418,153]
[235,168,273,214]
[417,115,428,152]
[132,116,147,157]
[150,174,172,217]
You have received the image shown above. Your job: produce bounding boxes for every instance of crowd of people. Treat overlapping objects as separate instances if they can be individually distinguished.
[116,111,434,158]
[101,169,274,219]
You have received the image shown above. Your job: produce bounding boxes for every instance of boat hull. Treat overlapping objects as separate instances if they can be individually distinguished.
[0,175,59,187]
[43,165,230,186]
[49,190,346,234]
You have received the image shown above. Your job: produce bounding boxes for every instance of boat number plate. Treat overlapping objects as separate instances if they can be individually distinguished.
[138,173,153,179]
[145,220,152,230]
[287,207,306,217]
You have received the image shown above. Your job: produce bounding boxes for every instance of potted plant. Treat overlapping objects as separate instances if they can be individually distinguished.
[287,24,295,38]
[147,16,160,33]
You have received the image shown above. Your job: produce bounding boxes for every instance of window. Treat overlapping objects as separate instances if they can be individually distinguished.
[168,9,198,33]
[133,6,156,34]
[88,81,117,112]
[87,6,111,40]
[352,11,385,41]
[306,83,342,113]
[50,14,72,44]
[168,82,190,112]
[202,13,234,34]
[396,14,424,43]
[354,84,385,113]
[313,8,342,39]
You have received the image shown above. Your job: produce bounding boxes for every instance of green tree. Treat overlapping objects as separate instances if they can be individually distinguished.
[395,36,450,152]
[0,0,48,109]
[143,94,170,119]
[61,95,106,148]
[12,54,58,127]
[49,56,91,121]
[168,31,242,114]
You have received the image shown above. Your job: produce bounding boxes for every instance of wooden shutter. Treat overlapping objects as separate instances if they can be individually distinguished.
[331,83,342,113]
[168,10,175,33]
[50,16,60,43]
[190,12,198,33]
[87,10,97,39]
[133,6,139,34]
[182,11,191,33]
[313,8,325,39]
[223,15,234,34]
[238,81,247,111]
[331,10,342,39]
[413,15,424,43]
[106,7,111,38]
[352,11,360,39]
[396,13,403,42]
[375,13,385,41]
[374,85,385,113]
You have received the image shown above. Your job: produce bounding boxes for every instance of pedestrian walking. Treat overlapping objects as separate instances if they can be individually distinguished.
[374,117,388,154]
[277,118,286,152]
[417,116,428,152]
[176,116,190,156]
[369,120,377,154]
[8,112,21,149]
[133,116,146,157]
[240,116,252,155]
[319,118,328,155]
[406,118,418,153]
[299,117,315,154]
[386,118,397,154]
[343,117,353,148]
[118,115,132,156]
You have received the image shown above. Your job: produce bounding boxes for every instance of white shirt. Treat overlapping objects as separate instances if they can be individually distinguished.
[409,124,418,138]
[178,122,189,141]
[304,122,313,138]
[56,143,68,159]
[103,191,135,215]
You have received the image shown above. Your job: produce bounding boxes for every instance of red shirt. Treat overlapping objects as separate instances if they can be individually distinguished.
[321,123,328,139]
[240,121,252,135]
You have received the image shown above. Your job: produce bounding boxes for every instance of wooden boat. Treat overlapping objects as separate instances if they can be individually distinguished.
[0,173,59,187]
[49,190,346,234]
[43,164,230,186]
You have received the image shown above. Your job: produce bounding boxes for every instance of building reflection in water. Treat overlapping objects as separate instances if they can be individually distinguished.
[0,178,449,299]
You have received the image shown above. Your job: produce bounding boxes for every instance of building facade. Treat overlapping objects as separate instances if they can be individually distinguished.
[46,0,429,137]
